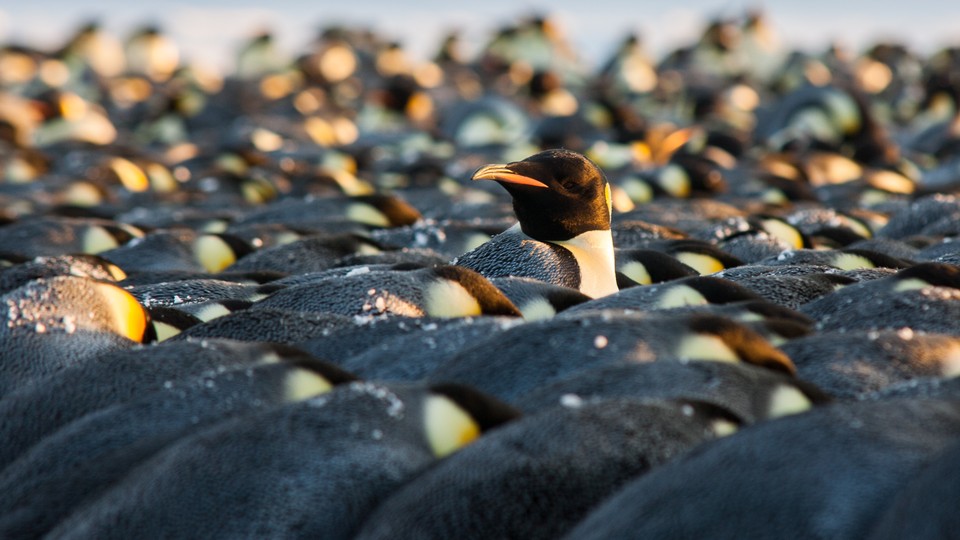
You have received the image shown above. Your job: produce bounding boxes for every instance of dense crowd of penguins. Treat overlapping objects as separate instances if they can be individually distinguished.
[3,10,960,539]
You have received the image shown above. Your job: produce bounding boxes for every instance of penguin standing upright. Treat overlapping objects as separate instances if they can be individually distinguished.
[453,149,619,298]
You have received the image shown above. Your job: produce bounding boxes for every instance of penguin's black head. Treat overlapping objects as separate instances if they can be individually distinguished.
[472,149,611,241]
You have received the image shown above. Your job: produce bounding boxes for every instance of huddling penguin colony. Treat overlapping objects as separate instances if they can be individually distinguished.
[3,11,960,539]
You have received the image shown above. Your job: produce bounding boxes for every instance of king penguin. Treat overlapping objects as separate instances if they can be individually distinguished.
[453,149,619,298]
[45,381,519,540]
[564,398,960,540]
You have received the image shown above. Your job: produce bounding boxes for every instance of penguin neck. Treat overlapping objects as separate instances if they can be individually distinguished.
[510,224,618,298]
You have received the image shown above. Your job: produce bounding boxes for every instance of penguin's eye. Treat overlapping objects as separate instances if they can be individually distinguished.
[558,177,579,191]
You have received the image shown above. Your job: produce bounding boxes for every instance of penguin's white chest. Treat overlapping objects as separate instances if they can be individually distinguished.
[554,229,618,298]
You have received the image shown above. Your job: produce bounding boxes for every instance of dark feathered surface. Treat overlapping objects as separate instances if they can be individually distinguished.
[4,11,960,540]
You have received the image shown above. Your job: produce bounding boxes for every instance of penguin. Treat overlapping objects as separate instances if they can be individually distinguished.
[834,266,906,282]
[866,439,960,540]
[170,308,355,344]
[112,204,242,233]
[0,357,356,539]
[115,268,286,287]
[354,398,737,540]
[427,311,795,402]
[332,249,452,272]
[864,369,960,400]
[30,90,118,147]
[661,298,815,327]
[756,247,913,270]
[755,83,874,157]
[0,339,309,470]
[0,276,153,395]
[564,398,960,540]
[844,237,923,261]
[262,263,401,286]
[124,25,180,82]
[594,32,658,99]
[338,316,525,380]
[780,205,879,241]
[725,213,811,249]
[918,238,960,262]
[100,229,253,274]
[223,233,382,274]
[488,276,591,319]
[714,262,840,280]
[452,149,619,298]
[162,298,256,323]
[932,250,960,266]
[46,382,519,540]
[0,253,126,294]
[251,264,521,318]
[561,275,764,315]
[144,305,203,341]
[610,219,688,249]
[876,193,960,239]
[56,20,126,78]
[0,328,136,400]
[612,198,744,239]
[0,216,142,258]
[235,30,288,79]
[217,222,306,251]
[514,360,827,419]
[370,219,509,259]
[780,330,960,398]
[805,224,874,249]
[799,262,960,334]
[721,272,856,309]
[230,193,422,231]
[636,238,745,275]
[640,299,815,345]
[716,229,797,264]
[642,152,730,199]
[613,248,699,288]
[126,278,276,310]
[293,315,490,365]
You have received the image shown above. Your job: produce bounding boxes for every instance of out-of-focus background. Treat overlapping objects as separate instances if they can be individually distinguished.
[3,1,958,72]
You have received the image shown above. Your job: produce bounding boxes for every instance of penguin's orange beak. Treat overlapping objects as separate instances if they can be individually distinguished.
[472,164,549,188]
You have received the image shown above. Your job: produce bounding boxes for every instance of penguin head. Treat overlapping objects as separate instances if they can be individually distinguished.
[472,149,611,241]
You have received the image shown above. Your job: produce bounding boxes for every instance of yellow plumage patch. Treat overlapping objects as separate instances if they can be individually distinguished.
[94,282,149,342]
[657,285,708,308]
[766,385,812,418]
[424,280,482,318]
[193,235,236,273]
[673,334,739,363]
[284,370,334,401]
[82,226,121,254]
[675,253,725,275]
[423,395,481,458]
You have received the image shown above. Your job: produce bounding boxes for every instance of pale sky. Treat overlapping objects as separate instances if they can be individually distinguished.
[2,1,958,73]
